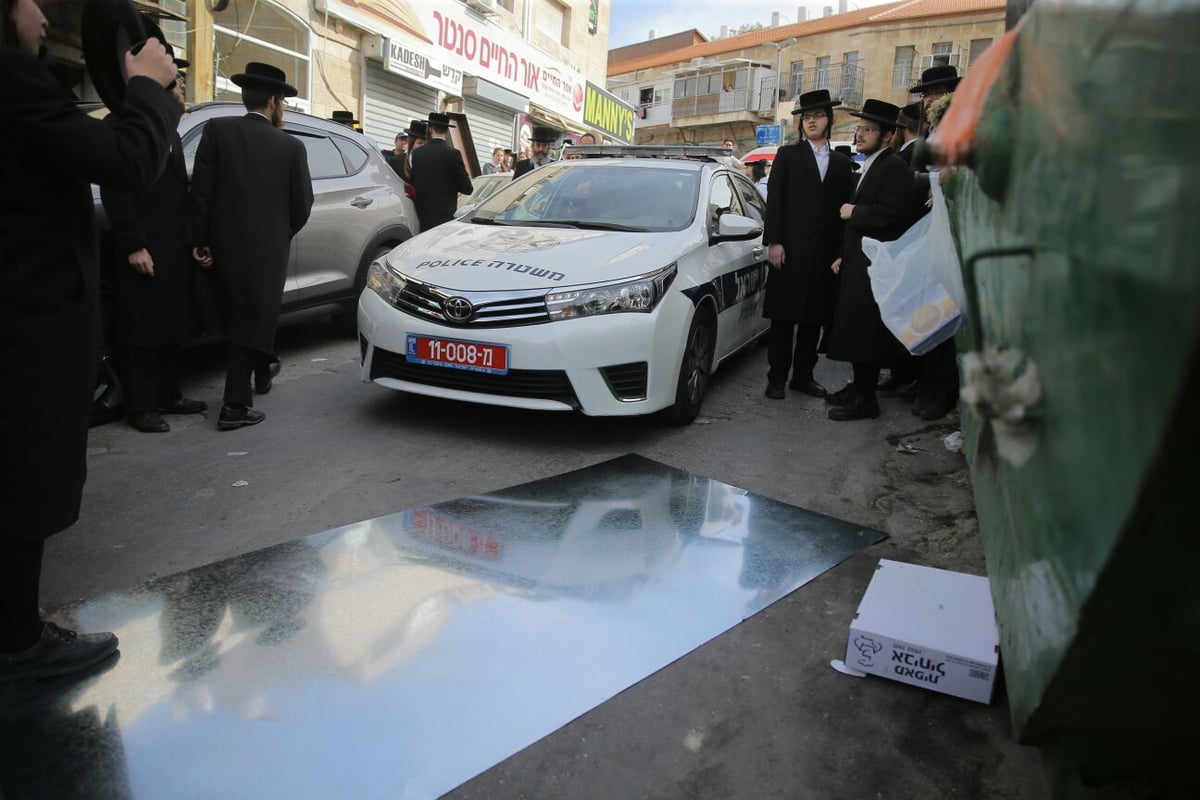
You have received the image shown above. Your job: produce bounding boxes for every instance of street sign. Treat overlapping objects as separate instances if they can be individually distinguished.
[756,125,781,146]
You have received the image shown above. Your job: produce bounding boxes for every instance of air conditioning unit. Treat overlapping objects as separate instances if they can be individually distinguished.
[463,0,497,14]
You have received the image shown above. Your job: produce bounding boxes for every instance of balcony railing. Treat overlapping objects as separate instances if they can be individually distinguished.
[784,61,865,108]
[634,100,673,127]
[672,87,755,119]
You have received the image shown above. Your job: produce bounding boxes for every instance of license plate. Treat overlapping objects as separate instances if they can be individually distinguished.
[406,334,509,375]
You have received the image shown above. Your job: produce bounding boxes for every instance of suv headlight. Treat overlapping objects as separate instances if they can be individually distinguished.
[546,264,677,321]
[366,259,406,306]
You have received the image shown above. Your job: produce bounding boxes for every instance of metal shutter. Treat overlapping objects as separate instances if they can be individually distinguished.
[461,98,516,170]
[363,61,439,151]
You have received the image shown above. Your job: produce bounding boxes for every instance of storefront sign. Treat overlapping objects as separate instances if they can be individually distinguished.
[384,37,462,94]
[316,0,586,122]
[582,82,635,143]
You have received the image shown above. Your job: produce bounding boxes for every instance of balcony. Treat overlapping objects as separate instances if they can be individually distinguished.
[635,100,673,128]
[669,62,776,128]
[782,62,866,109]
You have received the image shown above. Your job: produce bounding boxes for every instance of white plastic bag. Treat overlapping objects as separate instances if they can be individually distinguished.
[863,179,965,355]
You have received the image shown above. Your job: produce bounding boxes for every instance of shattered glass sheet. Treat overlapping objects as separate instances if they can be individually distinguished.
[0,455,885,799]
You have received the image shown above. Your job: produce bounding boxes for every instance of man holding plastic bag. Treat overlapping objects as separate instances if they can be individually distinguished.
[823,99,914,421]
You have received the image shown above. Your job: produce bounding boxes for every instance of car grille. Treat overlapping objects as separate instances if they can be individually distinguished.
[600,362,648,401]
[370,347,579,408]
[393,279,551,328]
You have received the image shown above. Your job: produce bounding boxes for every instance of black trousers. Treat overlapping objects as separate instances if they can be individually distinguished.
[223,345,272,407]
[122,345,181,414]
[918,339,959,397]
[766,321,821,385]
[0,539,45,652]
[853,363,881,395]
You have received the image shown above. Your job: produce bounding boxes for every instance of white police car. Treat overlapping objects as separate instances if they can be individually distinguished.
[357,146,770,423]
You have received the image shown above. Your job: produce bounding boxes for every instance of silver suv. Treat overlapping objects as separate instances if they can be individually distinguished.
[91,103,420,423]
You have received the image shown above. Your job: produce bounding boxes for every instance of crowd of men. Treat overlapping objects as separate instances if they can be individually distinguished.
[760,64,963,422]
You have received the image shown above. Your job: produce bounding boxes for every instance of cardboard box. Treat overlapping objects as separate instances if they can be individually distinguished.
[845,559,999,704]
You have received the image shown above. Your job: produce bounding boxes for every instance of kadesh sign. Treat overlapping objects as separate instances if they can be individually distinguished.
[583,82,635,143]
[315,0,586,121]
[385,38,461,94]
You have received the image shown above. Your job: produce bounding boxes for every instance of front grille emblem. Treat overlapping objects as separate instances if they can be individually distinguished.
[442,296,474,322]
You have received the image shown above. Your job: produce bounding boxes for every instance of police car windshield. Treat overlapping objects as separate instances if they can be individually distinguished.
[470,162,700,232]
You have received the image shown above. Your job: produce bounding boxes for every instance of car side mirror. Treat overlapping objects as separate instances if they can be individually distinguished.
[712,213,762,244]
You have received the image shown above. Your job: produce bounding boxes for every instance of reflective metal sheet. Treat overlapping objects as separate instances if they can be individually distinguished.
[0,455,885,799]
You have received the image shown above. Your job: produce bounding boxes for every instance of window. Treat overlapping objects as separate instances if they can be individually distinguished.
[788,60,804,98]
[814,56,831,90]
[295,133,346,179]
[536,0,569,47]
[212,0,311,111]
[731,174,765,223]
[333,136,369,173]
[892,45,915,88]
[496,0,514,10]
[931,41,953,67]
[707,176,743,231]
[639,87,654,105]
[840,51,860,102]
[969,38,993,67]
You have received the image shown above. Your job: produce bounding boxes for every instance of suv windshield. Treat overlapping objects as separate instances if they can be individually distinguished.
[470,162,700,232]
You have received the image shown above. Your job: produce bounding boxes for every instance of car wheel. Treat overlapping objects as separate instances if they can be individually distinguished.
[666,305,716,425]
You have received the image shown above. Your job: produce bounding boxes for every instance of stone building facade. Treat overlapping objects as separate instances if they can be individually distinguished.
[607,0,1005,152]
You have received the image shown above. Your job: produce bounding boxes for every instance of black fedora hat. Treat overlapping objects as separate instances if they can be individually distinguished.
[426,111,456,128]
[849,98,903,129]
[791,89,842,115]
[139,15,189,71]
[408,119,429,138]
[231,62,297,97]
[81,0,152,111]
[330,110,360,126]
[529,125,559,143]
[910,64,960,94]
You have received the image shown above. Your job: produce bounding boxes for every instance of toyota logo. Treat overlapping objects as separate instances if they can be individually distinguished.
[442,296,474,322]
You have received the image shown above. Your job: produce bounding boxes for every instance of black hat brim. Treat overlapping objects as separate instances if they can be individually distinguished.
[791,99,842,115]
[909,76,961,94]
[848,110,902,128]
[81,0,150,112]
[425,117,456,128]
[231,73,298,97]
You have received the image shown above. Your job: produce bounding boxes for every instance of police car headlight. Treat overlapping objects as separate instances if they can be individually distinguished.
[546,264,677,320]
[366,259,406,306]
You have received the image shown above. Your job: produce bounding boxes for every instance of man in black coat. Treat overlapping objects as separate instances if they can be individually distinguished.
[410,111,472,230]
[761,89,855,399]
[824,99,915,421]
[188,62,313,430]
[0,1,179,679]
[513,125,559,179]
[101,49,207,433]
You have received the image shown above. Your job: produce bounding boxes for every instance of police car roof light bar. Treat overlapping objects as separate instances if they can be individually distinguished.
[569,145,730,161]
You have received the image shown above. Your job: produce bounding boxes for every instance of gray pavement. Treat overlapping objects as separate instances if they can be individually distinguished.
[51,311,1047,799]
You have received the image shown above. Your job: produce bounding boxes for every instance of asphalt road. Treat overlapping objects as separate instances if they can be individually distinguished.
[51,309,1047,799]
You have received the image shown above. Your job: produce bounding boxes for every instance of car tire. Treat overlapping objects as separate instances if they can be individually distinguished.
[666,305,716,425]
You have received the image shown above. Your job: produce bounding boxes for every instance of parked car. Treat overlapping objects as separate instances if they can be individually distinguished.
[457,172,510,210]
[91,103,420,424]
[357,146,771,424]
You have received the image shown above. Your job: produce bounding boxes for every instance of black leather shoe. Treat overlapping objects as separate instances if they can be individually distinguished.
[827,393,880,421]
[919,390,958,421]
[218,405,265,430]
[764,383,786,400]
[824,384,857,406]
[128,411,169,433]
[788,378,827,397]
[158,397,208,415]
[255,360,282,395]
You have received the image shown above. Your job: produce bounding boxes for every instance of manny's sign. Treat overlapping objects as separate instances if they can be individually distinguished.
[583,82,635,143]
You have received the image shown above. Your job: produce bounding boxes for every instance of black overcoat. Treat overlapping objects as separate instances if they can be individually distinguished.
[825,149,915,366]
[101,131,196,347]
[761,142,854,324]
[0,54,179,541]
[187,114,313,353]
[411,138,472,231]
[512,158,535,180]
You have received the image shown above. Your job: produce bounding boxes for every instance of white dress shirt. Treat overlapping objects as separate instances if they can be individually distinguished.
[809,140,830,181]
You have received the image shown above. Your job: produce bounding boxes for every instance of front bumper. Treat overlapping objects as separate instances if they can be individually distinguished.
[356,289,692,416]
